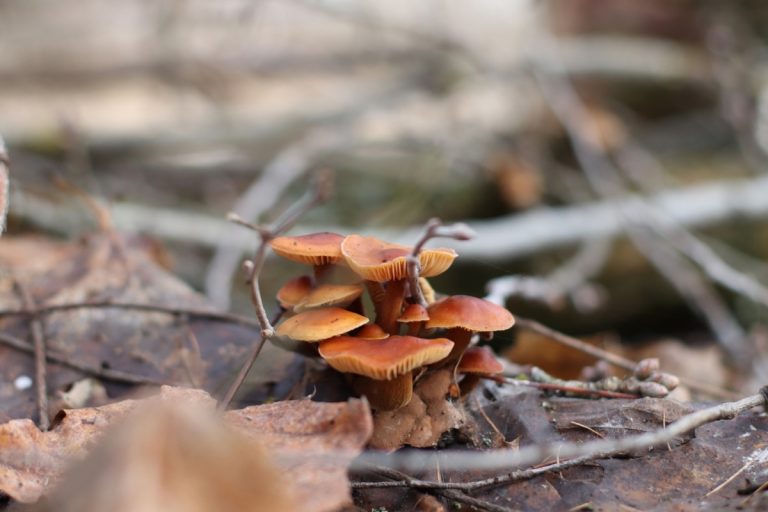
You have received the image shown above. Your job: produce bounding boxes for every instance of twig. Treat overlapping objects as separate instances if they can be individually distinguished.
[705,459,751,497]
[14,283,49,430]
[352,388,768,479]
[217,309,283,409]
[361,466,516,512]
[485,239,610,311]
[0,134,8,236]
[15,174,768,263]
[0,331,164,386]
[0,301,261,330]
[531,53,767,380]
[218,171,333,409]
[204,137,313,309]
[515,317,738,400]
[407,218,475,306]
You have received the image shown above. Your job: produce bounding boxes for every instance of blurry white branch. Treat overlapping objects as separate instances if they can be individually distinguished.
[12,174,768,262]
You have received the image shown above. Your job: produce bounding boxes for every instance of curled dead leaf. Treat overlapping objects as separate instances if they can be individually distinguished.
[0,386,372,512]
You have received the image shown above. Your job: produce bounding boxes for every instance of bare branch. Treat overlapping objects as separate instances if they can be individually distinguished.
[407,218,475,306]
[352,389,767,474]
[514,317,737,400]
[218,171,333,409]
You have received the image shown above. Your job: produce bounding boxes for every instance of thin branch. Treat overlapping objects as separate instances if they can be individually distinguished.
[14,283,49,430]
[407,218,475,306]
[531,52,767,380]
[218,171,333,409]
[359,466,516,512]
[0,301,261,330]
[217,309,284,409]
[485,240,609,312]
[0,331,164,386]
[352,389,768,476]
[515,317,738,400]
[15,175,768,264]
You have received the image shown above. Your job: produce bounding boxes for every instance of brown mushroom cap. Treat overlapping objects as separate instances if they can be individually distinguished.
[341,235,457,282]
[294,283,364,312]
[318,335,454,380]
[426,295,515,332]
[276,275,313,310]
[270,232,345,266]
[458,346,504,375]
[397,303,429,324]
[275,307,368,342]
[356,324,389,339]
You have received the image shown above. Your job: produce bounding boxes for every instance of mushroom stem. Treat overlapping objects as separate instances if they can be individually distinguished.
[444,328,472,361]
[312,263,334,285]
[380,279,406,335]
[352,372,413,410]
[458,374,482,396]
[407,321,423,336]
[365,281,385,321]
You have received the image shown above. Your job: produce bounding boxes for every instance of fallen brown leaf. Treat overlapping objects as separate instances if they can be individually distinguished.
[0,386,372,511]
[0,234,279,420]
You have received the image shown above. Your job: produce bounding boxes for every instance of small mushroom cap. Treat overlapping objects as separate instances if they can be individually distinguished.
[319,335,454,380]
[426,295,515,332]
[294,283,364,312]
[356,324,389,339]
[276,275,313,310]
[458,346,504,375]
[270,232,345,266]
[397,303,429,324]
[341,235,457,282]
[275,307,368,342]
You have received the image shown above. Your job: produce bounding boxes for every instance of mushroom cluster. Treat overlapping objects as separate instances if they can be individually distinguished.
[268,231,515,412]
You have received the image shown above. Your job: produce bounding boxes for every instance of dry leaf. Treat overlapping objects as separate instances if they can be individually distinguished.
[35,401,298,512]
[0,234,272,419]
[0,386,372,512]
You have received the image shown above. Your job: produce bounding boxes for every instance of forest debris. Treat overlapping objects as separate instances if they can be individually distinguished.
[227,398,373,512]
[0,386,372,510]
[369,369,464,450]
[35,401,298,512]
[0,234,270,419]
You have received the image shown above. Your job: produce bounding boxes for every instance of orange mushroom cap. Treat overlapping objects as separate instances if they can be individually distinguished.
[426,295,515,332]
[294,283,364,312]
[318,335,454,380]
[270,232,345,266]
[356,324,389,339]
[276,275,313,310]
[275,307,368,342]
[341,235,457,282]
[458,346,504,375]
[397,303,429,324]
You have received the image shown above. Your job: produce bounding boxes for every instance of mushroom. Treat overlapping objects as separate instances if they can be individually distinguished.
[426,295,515,362]
[293,283,364,312]
[397,303,429,336]
[318,335,454,410]
[355,323,389,339]
[341,235,456,334]
[269,232,345,283]
[456,346,505,396]
[276,275,313,311]
[272,307,369,355]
